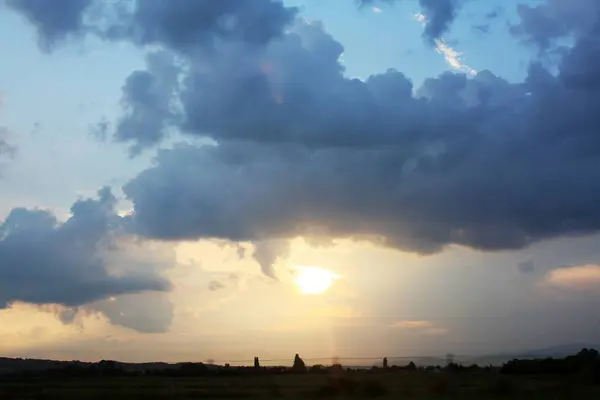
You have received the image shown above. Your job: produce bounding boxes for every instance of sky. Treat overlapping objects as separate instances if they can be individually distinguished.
[1,0,600,365]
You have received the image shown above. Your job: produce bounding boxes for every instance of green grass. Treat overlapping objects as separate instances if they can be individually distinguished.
[0,371,598,399]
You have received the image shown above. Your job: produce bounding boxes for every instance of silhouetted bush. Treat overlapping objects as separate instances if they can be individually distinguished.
[500,348,600,378]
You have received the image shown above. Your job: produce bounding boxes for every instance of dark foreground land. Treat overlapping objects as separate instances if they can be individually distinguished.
[0,349,599,399]
[1,372,600,400]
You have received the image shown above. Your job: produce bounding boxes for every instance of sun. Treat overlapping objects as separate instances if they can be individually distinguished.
[294,266,339,295]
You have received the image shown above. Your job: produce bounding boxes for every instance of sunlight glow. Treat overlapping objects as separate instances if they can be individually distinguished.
[294,266,339,295]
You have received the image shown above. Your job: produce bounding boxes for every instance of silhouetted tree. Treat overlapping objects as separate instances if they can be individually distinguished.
[254,357,260,369]
[383,357,388,369]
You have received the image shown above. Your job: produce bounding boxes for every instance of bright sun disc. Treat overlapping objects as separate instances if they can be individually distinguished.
[295,266,338,295]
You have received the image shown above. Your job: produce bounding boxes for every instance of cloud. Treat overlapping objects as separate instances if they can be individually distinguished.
[414,13,476,74]
[0,127,16,165]
[391,320,447,336]
[0,188,171,310]
[518,260,535,274]
[542,264,600,291]
[361,0,462,42]
[87,292,174,333]
[5,0,93,52]
[107,6,600,276]
[418,0,462,43]
[6,0,299,52]
[511,0,599,50]
[0,96,16,166]
[208,280,226,291]
[11,0,600,280]
[115,50,181,155]
[421,327,448,336]
[251,239,290,279]
[391,320,434,328]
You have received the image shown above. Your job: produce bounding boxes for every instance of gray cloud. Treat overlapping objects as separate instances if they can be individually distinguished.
[511,0,599,50]
[0,127,16,164]
[360,0,462,42]
[8,0,462,53]
[104,0,299,51]
[5,0,93,51]
[418,0,462,43]
[6,0,298,52]
[116,6,600,269]
[252,239,290,279]
[0,188,170,308]
[89,292,174,333]
[10,0,600,279]
[518,260,535,274]
[115,50,181,155]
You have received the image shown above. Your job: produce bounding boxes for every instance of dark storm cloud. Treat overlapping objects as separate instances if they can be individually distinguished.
[511,0,599,50]
[11,0,600,277]
[0,188,170,308]
[4,0,93,51]
[118,3,600,264]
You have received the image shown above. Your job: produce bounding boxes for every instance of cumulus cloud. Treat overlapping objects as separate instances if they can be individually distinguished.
[104,2,600,276]
[0,188,170,309]
[10,0,600,280]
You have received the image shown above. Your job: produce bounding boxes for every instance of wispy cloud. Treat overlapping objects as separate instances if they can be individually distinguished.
[415,13,477,75]
[541,264,600,292]
[391,320,434,329]
[421,328,448,336]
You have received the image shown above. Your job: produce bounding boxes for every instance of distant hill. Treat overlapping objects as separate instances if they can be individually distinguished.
[468,343,600,366]
[0,357,218,375]
[519,343,600,357]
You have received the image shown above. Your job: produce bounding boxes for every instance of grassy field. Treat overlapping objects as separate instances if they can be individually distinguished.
[0,371,599,399]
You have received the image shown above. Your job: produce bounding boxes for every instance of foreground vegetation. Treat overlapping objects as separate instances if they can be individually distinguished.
[1,371,599,399]
[0,349,598,399]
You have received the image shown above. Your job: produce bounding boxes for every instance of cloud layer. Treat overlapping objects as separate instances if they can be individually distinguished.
[6,0,600,282]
